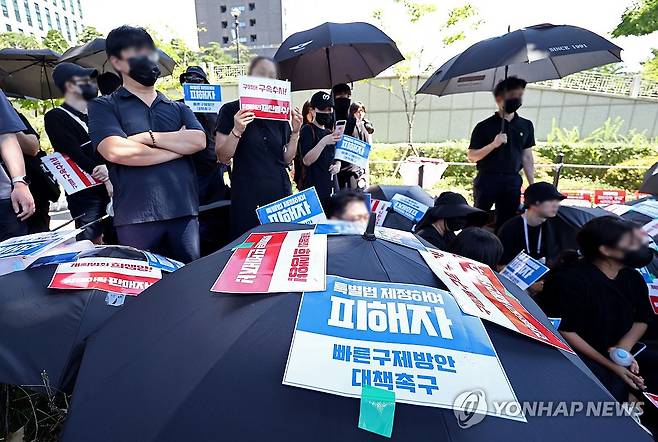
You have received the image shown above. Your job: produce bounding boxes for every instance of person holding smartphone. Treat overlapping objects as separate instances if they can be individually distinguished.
[299,91,341,202]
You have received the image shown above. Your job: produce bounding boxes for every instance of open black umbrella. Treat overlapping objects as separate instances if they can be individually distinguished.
[367,184,434,231]
[0,48,61,99]
[639,163,658,196]
[274,22,404,91]
[61,223,650,441]
[417,23,622,97]
[58,38,176,77]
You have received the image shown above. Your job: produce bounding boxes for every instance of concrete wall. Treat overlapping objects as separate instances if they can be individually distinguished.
[216,76,658,143]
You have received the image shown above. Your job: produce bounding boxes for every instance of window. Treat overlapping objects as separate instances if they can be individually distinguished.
[60,0,65,10]
[222,36,229,44]
[249,18,256,26]
[64,15,70,40]
[77,0,81,18]
[220,5,226,12]
[248,2,255,10]
[6,24,11,31]
[55,11,61,32]
[44,6,51,28]
[69,0,73,13]
[34,2,42,30]
[250,34,256,42]
[72,19,77,35]
[221,20,227,28]
[12,0,20,22]
[23,0,32,26]
[1,0,8,18]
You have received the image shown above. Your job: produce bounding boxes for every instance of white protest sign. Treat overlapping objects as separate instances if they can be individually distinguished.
[0,230,82,276]
[283,276,524,422]
[389,194,429,223]
[604,204,632,216]
[238,76,291,121]
[371,199,390,227]
[631,200,658,219]
[41,152,102,195]
[374,226,426,251]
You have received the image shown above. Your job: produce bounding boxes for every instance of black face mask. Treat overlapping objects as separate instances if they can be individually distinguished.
[334,97,351,120]
[503,97,522,114]
[620,246,654,268]
[446,217,468,232]
[78,83,98,101]
[315,112,332,127]
[127,55,161,87]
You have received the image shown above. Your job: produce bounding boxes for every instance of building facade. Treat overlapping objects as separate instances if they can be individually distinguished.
[0,0,84,43]
[194,0,284,57]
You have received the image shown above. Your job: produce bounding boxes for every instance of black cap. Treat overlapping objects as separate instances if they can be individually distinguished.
[415,191,487,230]
[179,66,208,84]
[52,62,98,91]
[310,91,333,110]
[524,182,566,206]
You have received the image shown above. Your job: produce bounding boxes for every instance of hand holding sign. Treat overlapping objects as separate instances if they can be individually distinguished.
[233,108,255,135]
[291,107,303,132]
[238,76,292,121]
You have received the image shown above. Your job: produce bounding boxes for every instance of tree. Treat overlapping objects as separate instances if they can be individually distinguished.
[78,25,103,44]
[612,0,658,81]
[42,29,68,53]
[0,32,41,49]
[199,42,233,65]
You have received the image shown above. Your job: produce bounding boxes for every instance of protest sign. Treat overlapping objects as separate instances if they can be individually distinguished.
[49,257,162,296]
[28,240,94,269]
[256,188,326,225]
[594,189,626,205]
[631,200,658,219]
[211,230,327,293]
[363,193,372,211]
[371,199,390,226]
[142,251,184,273]
[501,251,550,291]
[41,152,102,195]
[0,230,81,276]
[334,135,371,169]
[643,219,658,239]
[421,248,573,353]
[283,276,523,422]
[389,194,429,223]
[645,392,658,409]
[314,220,365,235]
[647,281,658,315]
[183,83,222,113]
[238,76,291,121]
[374,226,426,251]
[561,190,592,207]
[604,204,632,216]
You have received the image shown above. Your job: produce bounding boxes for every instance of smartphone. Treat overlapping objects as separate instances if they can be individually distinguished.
[333,119,347,137]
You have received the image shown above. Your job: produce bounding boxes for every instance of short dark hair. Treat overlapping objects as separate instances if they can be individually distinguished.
[493,76,527,97]
[449,227,503,268]
[576,216,635,262]
[331,83,351,97]
[328,190,366,219]
[97,72,122,95]
[248,56,277,77]
[106,25,155,58]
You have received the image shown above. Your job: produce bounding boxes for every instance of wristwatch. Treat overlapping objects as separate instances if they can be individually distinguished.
[11,175,28,187]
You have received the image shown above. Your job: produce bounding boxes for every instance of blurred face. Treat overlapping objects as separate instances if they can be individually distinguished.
[601,231,641,261]
[338,201,370,223]
[313,107,333,127]
[249,59,277,79]
[353,106,365,121]
[182,73,206,84]
[531,199,561,219]
[495,87,524,109]
[65,75,98,101]
[110,46,158,77]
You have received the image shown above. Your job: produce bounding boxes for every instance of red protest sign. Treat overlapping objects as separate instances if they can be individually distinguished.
[421,248,574,353]
[238,76,291,121]
[41,152,102,195]
[594,189,626,205]
[644,392,658,409]
[211,230,327,294]
[49,257,162,296]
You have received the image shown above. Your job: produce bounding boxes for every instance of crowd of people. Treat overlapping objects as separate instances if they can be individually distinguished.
[0,24,657,427]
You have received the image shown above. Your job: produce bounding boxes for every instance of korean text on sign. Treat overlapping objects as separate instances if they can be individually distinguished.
[238,76,291,121]
[500,251,550,291]
[41,152,102,195]
[183,83,223,113]
[334,135,371,169]
[283,276,524,422]
[389,194,429,223]
[256,187,326,225]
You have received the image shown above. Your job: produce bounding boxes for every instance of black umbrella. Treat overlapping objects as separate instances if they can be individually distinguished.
[61,223,650,441]
[57,38,176,77]
[547,205,618,252]
[0,246,150,393]
[417,23,622,97]
[366,184,433,231]
[0,48,61,99]
[274,22,404,91]
[639,163,658,196]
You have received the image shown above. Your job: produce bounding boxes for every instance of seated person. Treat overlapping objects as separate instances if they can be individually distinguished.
[414,192,487,251]
[542,216,658,418]
[449,227,504,269]
[327,190,370,223]
[497,182,564,266]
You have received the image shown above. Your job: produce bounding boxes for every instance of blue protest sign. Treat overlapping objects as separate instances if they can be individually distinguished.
[143,251,184,273]
[256,187,326,225]
[500,252,550,291]
[364,193,372,211]
[334,135,371,169]
[639,266,655,284]
[314,220,365,235]
[183,83,223,113]
[283,276,524,421]
[548,318,562,330]
[631,200,658,219]
[389,194,429,223]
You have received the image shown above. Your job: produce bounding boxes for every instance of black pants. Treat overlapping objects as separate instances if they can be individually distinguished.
[67,193,111,242]
[26,197,51,234]
[0,198,27,242]
[473,173,522,231]
[116,216,200,263]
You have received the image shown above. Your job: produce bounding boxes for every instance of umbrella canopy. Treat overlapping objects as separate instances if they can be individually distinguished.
[366,184,434,231]
[417,23,622,97]
[0,246,148,393]
[274,22,404,91]
[547,205,618,252]
[61,224,650,441]
[639,162,658,196]
[58,38,176,77]
[0,48,61,99]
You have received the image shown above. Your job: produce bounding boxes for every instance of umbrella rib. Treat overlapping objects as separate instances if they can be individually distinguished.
[351,44,376,80]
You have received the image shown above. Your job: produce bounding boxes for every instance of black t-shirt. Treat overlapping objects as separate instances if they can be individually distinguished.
[88,87,203,226]
[497,215,546,265]
[177,99,219,178]
[541,262,651,355]
[416,226,455,251]
[299,123,334,200]
[469,113,535,174]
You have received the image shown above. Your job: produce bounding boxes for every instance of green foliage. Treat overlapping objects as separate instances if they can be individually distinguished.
[77,25,103,44]
[603,155,658,190]
[395,0,437,23]
[0,32,40,49]
[642,48,658,81]
[612,0,658,37]
[42,30,68,53]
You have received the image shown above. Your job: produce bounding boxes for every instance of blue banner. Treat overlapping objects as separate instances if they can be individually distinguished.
[315,220,365,235]
[500,252,550,290]
[334,135,371,169]
[183,83,223,113]
[256,187,326,225]
[389,194,429,223]
[143,251,184,273]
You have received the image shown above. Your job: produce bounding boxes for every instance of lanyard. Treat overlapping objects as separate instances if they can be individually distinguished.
[522,214,542,256]
[58,106,89,133]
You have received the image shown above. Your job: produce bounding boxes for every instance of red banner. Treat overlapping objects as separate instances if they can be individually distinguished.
[594,189,626,205]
